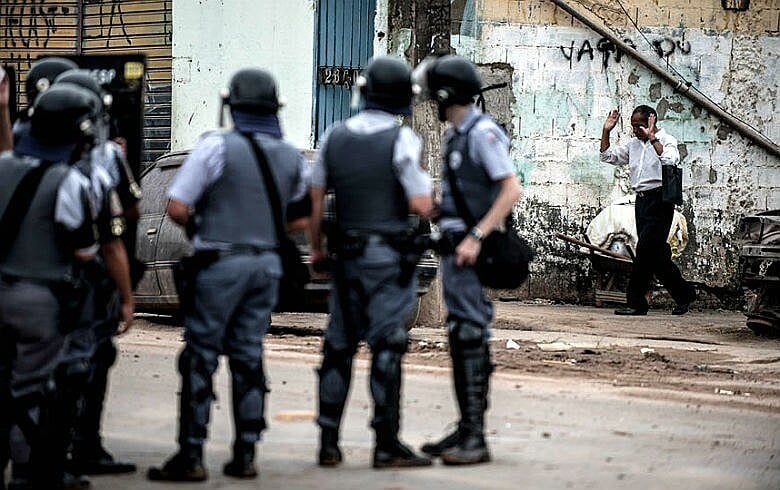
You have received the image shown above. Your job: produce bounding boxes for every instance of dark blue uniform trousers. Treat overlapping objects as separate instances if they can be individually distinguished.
[317,243,416,439]
[177,253,280,451]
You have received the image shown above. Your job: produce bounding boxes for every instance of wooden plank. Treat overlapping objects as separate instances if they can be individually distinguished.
[555,233,633,263]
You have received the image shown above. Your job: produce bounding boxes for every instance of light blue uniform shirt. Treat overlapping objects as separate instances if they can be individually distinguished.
[439,105,514,232]
[168,130,310,250]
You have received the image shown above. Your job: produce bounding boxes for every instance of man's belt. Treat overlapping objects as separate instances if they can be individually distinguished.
[196,244,274,261]
[635,186,662,198]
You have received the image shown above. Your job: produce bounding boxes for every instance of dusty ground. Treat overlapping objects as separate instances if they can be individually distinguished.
[90,303,780,489]
[142,301,780,413]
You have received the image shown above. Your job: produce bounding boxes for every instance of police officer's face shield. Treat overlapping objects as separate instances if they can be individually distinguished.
[411,57,452,122]
[95,92,113,146]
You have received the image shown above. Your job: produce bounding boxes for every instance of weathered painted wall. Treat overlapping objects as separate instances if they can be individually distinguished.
[171,0,316,151]
[449,0,780,304]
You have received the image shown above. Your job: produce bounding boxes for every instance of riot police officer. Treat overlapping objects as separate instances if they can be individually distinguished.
[148,68,309,482]
[8,76,133,490]
[0,84,101,489]
[12,57,79,139]
[413,55,522,465]
[53,69,140,476]
[308,55,433,469]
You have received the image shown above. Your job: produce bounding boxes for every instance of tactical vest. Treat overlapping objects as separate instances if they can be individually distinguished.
[439,115,501,225]
[324,124,408,234]
[0,155,73,281]
[195,131,301,249]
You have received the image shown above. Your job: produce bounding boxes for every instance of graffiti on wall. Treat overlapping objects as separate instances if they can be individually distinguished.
[651,36,691,58]
[560,35,691,71]
[85,0,132,47]
[1,0,71,49]
[559,37,636,70]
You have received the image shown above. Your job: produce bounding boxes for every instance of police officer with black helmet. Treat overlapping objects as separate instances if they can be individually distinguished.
[413,55,522,465]
[148,68,309,482]
[12,57,79,139]
[0,83,101,489]
[53,68,140,476]
[308,55,433,469]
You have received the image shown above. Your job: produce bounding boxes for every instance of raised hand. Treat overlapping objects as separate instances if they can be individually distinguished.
[603,109,619,132]
[646,113,657,139]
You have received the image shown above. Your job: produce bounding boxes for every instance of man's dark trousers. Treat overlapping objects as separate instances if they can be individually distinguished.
[627,188,695,311]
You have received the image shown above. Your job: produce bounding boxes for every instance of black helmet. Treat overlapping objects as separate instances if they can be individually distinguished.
[225,68,280,114]
[30,83,100,145]
[423,55,482,106]
[25,57,79,103]
[357,56,412,114]
[54,69,113,111]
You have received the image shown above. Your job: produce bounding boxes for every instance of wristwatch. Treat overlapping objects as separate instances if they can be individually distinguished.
[650,138,660,145]
[469,226,485,241]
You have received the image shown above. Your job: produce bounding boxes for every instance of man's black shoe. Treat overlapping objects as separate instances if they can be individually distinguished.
[318,428,342,467]
[147,451,207,482]
[673,292,696,315]
[672,303,691,315]
[420,425,464,457]
[614,307,648,316]
[440,433,491,466]
[70,445,136,475]
[373,440,432,469]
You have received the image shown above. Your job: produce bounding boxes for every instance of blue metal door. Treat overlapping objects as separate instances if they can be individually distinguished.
[314,0,376,143]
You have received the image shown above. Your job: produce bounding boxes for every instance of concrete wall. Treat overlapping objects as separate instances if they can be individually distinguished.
[450,0,780,303]
[171,0,316,151]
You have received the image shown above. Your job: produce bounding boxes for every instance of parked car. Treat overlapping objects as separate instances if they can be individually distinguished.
[738,210,780,336]
[134,151,438,317]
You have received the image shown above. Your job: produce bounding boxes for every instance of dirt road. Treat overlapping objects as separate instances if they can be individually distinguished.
[92,303,780,489]
[264,303,780,412]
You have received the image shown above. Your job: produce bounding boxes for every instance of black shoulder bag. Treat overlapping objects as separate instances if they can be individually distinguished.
[241,132,310,311]
[445,153,534,290]
[661,164,683,205]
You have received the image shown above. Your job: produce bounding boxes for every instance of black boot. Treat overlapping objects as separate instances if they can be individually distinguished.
[222,442,257,479]
[422,320,468,457]
[147,446,207,482]
[440,321,491,466]
[421,424,465,457]
[318,427,342,467]
[69,443,136,475]
[373,435,432,469]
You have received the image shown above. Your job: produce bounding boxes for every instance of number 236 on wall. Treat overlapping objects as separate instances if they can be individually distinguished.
[318,66,362,87]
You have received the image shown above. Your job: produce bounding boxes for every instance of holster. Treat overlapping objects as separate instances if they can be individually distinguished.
[49,276,88,334]
[173,250,220,314]
[328,229,434,287]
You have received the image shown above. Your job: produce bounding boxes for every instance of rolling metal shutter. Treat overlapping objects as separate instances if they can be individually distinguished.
[81,0,172,167]
[1,0,172,169]
[0,0,80,109]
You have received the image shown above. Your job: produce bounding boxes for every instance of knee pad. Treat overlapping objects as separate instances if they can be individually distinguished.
[448,320,485,350]
[319,341,354,375]
[57,359,92,393]
[228,359,268,393]
[177,350,214,404]
[372,327,408,355]
[93,340,117,368]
